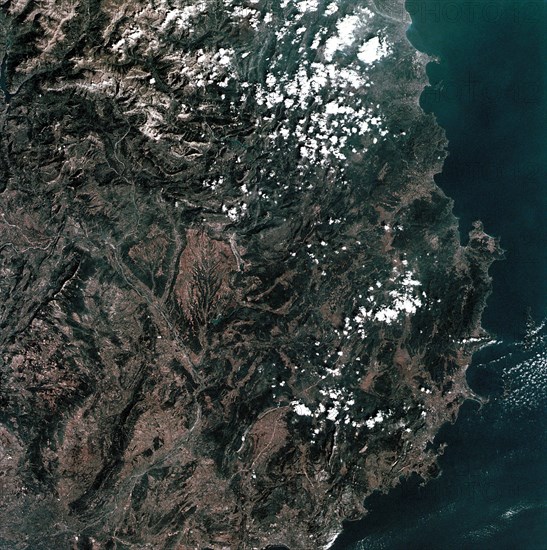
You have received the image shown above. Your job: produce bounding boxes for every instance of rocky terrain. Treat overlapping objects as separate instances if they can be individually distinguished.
[0,0,501,548]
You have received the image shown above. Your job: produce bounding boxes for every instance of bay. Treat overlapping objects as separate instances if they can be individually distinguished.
[333,1,547,548]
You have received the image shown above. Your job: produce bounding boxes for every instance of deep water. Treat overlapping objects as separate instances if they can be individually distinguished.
[409,0,546,341]
[332,333,547,550]
[333,1,547,548]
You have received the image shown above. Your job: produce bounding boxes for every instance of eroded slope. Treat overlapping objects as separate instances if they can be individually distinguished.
[0,1,500,548]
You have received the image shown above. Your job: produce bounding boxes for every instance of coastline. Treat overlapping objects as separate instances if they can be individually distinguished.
[0,1,509,548]
[330,1,504,545]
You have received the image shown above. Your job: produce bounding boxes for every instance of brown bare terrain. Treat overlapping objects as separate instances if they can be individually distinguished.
[0,1,501,548]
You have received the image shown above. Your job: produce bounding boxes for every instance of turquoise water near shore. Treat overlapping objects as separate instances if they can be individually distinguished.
[333,1,546,548]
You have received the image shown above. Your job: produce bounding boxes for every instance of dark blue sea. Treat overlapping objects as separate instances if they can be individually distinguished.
[333,1,547,548]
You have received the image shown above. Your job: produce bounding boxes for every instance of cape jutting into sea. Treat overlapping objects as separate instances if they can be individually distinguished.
[333,1,546,548]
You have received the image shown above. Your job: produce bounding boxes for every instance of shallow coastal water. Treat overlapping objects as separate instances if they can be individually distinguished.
[333,1,546,548]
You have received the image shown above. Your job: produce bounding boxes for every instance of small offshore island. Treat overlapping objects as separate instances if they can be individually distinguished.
[0,0,501,548]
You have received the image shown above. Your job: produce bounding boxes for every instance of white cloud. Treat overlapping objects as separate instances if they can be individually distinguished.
[357,36,389,64]
[292,402,313,416]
